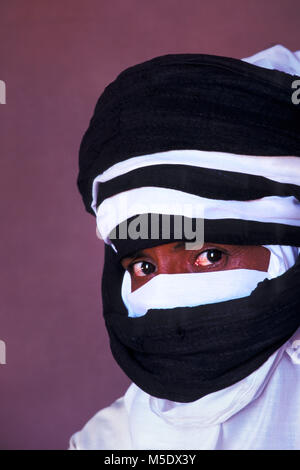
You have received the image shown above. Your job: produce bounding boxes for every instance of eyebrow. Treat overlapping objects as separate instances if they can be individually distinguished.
[173,241,186,251]
[122,249,152,264]
[125,241,186,262]
[127,250,147,261]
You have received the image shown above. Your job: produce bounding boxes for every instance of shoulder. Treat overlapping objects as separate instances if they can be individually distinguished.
[68,394,132,450]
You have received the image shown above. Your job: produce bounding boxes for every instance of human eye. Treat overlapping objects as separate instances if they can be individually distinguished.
[130,260,156,277]
[194,248,225,267]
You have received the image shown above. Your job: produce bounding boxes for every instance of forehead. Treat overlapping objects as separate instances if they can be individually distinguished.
[121,241,238,261]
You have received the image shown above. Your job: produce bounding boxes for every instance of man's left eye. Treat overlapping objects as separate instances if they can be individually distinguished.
[194,249,223,267]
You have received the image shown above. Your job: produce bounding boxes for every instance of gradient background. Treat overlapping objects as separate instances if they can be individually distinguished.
[0,0,299,450]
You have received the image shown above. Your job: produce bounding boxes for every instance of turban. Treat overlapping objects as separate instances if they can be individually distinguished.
[76,46,300,402]
[77,49,300,219]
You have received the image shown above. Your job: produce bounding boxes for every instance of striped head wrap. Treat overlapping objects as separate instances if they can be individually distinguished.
[76,46,300,402]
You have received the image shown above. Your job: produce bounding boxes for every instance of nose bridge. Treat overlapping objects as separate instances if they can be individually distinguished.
[157,257,173,274]
[155,247,181,274]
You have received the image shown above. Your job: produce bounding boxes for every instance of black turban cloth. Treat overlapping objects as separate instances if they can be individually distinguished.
[76,52,300,402]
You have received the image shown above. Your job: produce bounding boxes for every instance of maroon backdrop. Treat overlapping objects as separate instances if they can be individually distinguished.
[0,0,299,450]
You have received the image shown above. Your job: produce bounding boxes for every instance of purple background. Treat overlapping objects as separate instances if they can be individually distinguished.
[0,0,299,450]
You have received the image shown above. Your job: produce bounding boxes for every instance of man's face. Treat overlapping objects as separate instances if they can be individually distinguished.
[121,242,270,292]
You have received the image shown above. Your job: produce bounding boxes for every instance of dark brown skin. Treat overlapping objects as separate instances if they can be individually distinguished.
[121,242,270,292]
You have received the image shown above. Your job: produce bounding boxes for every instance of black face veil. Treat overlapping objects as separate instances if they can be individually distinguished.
[77,53,300,402]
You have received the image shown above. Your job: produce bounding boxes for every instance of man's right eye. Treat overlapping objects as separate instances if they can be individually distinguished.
[130,261,156,277]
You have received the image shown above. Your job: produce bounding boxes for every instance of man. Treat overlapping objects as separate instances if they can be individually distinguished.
[70,44,300,450]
